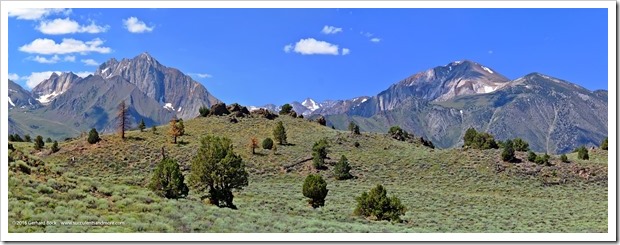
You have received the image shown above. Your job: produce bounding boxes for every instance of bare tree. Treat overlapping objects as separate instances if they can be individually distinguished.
[117,100,132,139]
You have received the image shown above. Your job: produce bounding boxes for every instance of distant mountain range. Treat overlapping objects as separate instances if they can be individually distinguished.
[8,52,220,139]
[248,60,608,154]
[8,54,607,153]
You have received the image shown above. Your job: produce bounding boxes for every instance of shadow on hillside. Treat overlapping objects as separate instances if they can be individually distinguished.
[127,136,145,141]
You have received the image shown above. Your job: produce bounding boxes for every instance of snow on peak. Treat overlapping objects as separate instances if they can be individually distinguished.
[480,65,494,74]
[37,91,61,104]
[302,98,320,111]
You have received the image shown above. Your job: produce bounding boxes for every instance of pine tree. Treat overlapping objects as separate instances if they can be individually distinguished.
[199,106,210,117]
[348,122,360,135]
[560,154,569,163]
[601,137,608,150]
[178,118,185,136]
[33,135,45,150]
[46,137,52,143]
[149,157,189,199]
[262,138,274,150]
[51,141,60,153]
[117,100,131,139]
[273,121,287,145]
[512,138,529,152]
[527,150,537,162]
[169,117,182,144]
[24,134,31,142]
[87,128,100,144]
[189,135,248,209]
[577,146,589,160]
[501,139,516,162]
[302,174,329,208]
[250,137,258,154]
[354,184,407,222]
[8,134,15,142]
[152,125,157,134]
[312,138,329,169]
[463,128,478,147]
[138,118,146,132]
[279,104,293,115]
[334,155,353,180]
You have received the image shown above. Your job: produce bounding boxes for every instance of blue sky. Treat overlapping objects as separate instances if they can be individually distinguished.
[8,8,608,106]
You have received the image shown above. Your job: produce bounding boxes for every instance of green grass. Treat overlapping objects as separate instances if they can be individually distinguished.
[8,115,608,232]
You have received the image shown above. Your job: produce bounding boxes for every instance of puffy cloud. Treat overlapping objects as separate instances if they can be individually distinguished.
[123,17,154,33]
[370,38,381,43]
[342,48,351,55]
[8,8,70,20]
[284,38,341,55]
[321,25,342,34]
[19,38,111,55]
[81,59,99,66]
[8,73,21,81]
[283,44,293,53]
[64,55,76,62]
[37,18,109,35]
[33,55,61,64]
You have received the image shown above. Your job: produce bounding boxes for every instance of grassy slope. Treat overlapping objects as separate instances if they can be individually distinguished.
[8,116,608,232]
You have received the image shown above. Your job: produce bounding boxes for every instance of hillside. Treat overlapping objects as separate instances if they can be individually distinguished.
[8,114,608,233]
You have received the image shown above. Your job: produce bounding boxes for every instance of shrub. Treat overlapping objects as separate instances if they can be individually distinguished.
[388,126,409,141]
[463,128,498,149]
[354,142,360,148]
[316,116,327,126]
[354,184,406,222]
[420,137,435,149]
[152,125,157,134]
[535,153,551,166]
[501,139,515,162]
[189,135,248,209]
[87,128,100,144]
[8,143,15,151]
[46,137,52,143]
[24,134,31,142]
[138,118,146,132]
[560,154,569,163]
[513,138,529,152]
[348,122,360,135]
[34,135,45,150]
[51,141,60,153]
[302,174,328,208]
[149,157,189,199]
[577,146,589,160]
[262,138,274,150]
[17,161,31,174]
[601,137,608,150]
[279,104,293,115]
[334,155,353,180]
[199,106,210,117]
[312,138,329,169]
[273,121,287,145]
[527,151,537,162]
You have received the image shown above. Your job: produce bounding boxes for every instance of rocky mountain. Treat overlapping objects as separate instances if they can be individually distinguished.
[8,79,40,109]
[94,52,220,119]
[322,62,607,154]
[8,52,220,139]
[31,72,82,105]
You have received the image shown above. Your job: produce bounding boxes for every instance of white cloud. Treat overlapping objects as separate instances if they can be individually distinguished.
[32,55,61,64]
[37,18,109,35]
[8,8,70,20]
[370,38,381,43]
[190,73,213,79]
[321,25,343,34]
[74,71,93,78]
[123,17,154,33]
[19,38,111,55]
[64,55,76,62]
[488,50,494,54]
[342,48,350,55]
[24,71,61,89]
[283,44,293,53]
[8,73,21,81]
[361,31,373,37]
[81,59,99,66]
[284,38,340,55]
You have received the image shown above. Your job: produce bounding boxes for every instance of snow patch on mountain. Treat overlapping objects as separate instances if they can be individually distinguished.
[483,85,496,93]
[8,97,15,107]
[37,91,61,104]
[302,98,321,111]
[163,103,175,111]
[481,66,494,74]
